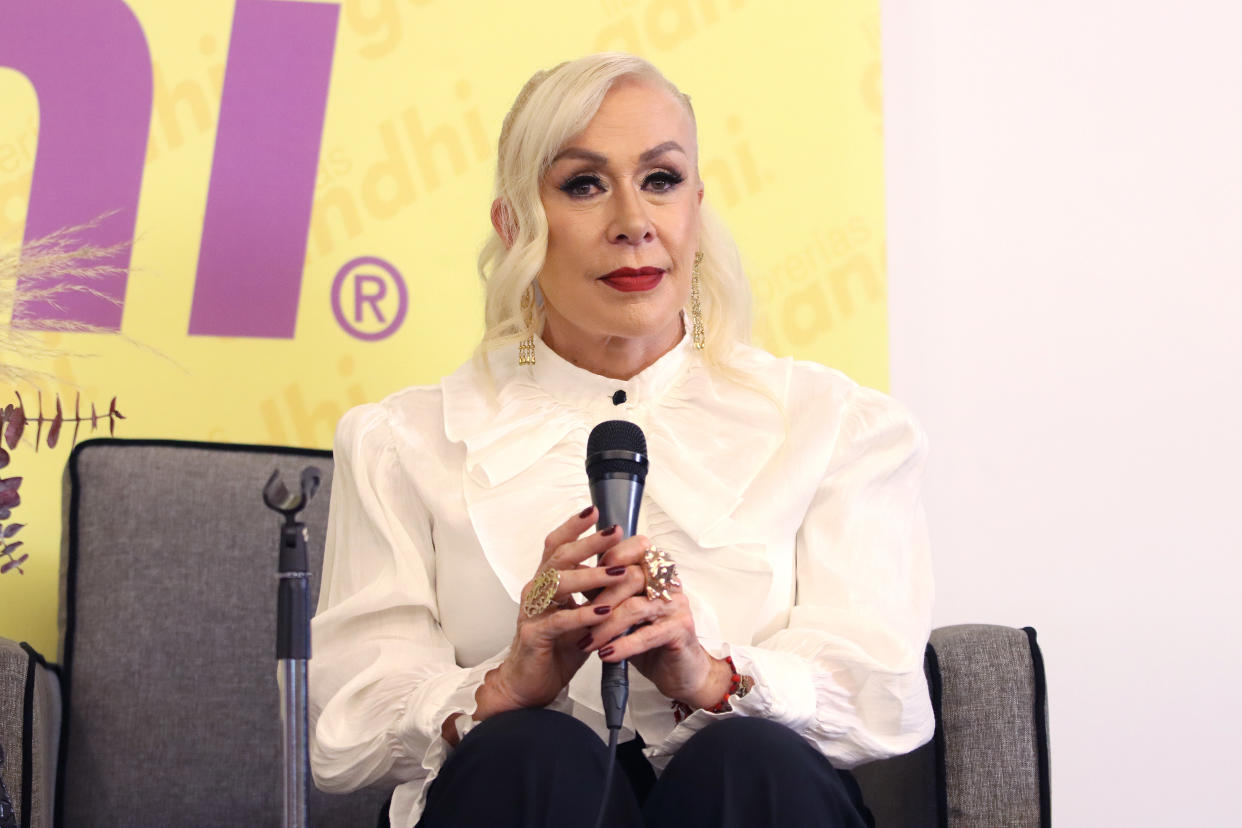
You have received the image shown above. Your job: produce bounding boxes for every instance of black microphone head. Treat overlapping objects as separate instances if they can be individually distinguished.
[587,419,646,456]
[586,420,648,483]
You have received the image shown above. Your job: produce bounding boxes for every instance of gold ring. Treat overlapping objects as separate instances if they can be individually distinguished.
[522,568,561,617]
[643,547,681,602]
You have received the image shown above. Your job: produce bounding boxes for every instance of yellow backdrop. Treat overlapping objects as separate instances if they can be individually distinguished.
[0,0,888,657]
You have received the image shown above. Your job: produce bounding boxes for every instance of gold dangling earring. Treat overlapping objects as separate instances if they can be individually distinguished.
[690,252,705,351]
[518,284,536,366]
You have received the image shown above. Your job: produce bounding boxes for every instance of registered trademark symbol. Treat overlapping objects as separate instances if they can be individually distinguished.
[331,256,408,341]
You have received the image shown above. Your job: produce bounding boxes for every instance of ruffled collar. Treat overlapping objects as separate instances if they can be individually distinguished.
[441,335,789,602]
[528,333,694,410]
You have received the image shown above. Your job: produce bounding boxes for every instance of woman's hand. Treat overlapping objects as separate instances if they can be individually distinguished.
[471,507,634,720]
[582,540,735,711]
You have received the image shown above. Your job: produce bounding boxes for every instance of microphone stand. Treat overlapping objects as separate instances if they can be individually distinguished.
[263,467,322,828]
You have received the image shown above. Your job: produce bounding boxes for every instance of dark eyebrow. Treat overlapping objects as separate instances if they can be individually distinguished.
[550,141,688,166]
[550,147,606,165]
[638,141,686,164]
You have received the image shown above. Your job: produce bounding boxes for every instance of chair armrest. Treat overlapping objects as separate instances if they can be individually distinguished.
[929,624,1050,828]
[0,637,61,828]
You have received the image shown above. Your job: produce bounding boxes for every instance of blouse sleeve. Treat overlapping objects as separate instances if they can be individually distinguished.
[307,404,505,793]
[677,384,934,768]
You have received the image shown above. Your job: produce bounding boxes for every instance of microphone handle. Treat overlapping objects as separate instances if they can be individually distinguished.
[590,474,643,731]
[589,475,642,538]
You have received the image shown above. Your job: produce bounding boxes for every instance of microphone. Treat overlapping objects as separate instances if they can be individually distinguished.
[585,420,648,731]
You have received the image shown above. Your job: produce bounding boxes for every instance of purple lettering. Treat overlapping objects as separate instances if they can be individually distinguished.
[353,274,388,323]
[189,0,340,338]
[331,256,407,342]
[1,0,152,330]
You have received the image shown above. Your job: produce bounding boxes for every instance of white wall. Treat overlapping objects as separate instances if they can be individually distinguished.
[882,2,1242,824]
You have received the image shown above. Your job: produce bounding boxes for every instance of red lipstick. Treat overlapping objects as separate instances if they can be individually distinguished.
[601,267,664,292]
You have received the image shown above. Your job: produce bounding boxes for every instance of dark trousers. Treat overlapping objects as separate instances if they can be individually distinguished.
[396,708,872,828]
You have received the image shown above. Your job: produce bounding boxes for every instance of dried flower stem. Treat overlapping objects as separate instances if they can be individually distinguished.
[2,391,124,452]
[1,214,132,386]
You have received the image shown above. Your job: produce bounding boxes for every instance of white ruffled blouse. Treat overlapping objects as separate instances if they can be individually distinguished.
[308,334,934,828]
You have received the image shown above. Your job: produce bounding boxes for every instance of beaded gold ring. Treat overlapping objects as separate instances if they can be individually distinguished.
[643,547,681,602]
[522,568,561,617]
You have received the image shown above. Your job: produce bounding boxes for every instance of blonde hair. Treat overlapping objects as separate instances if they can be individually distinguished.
[477,53,753,371]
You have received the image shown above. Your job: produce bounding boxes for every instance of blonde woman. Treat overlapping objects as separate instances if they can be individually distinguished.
[309,54,933,828]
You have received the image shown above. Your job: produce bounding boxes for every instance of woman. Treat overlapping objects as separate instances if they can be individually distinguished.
[309,53,933,828]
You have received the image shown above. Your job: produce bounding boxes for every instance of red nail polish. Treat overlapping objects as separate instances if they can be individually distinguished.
[598,646,615,658]
[602,525,619,536]
[606,566,626,576]
[578,506,594,519]
[577,634,592,650]
[594,605,611,615]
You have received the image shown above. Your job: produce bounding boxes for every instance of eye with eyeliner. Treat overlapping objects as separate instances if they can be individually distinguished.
[643,169,685,192]
[556,168,686,199]
[559,173,605,198]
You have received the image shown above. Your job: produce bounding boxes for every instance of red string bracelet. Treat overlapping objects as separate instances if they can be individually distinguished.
[671,656,755,723]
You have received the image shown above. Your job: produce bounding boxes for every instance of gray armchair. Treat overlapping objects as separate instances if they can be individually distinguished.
[0,439,1049,827]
